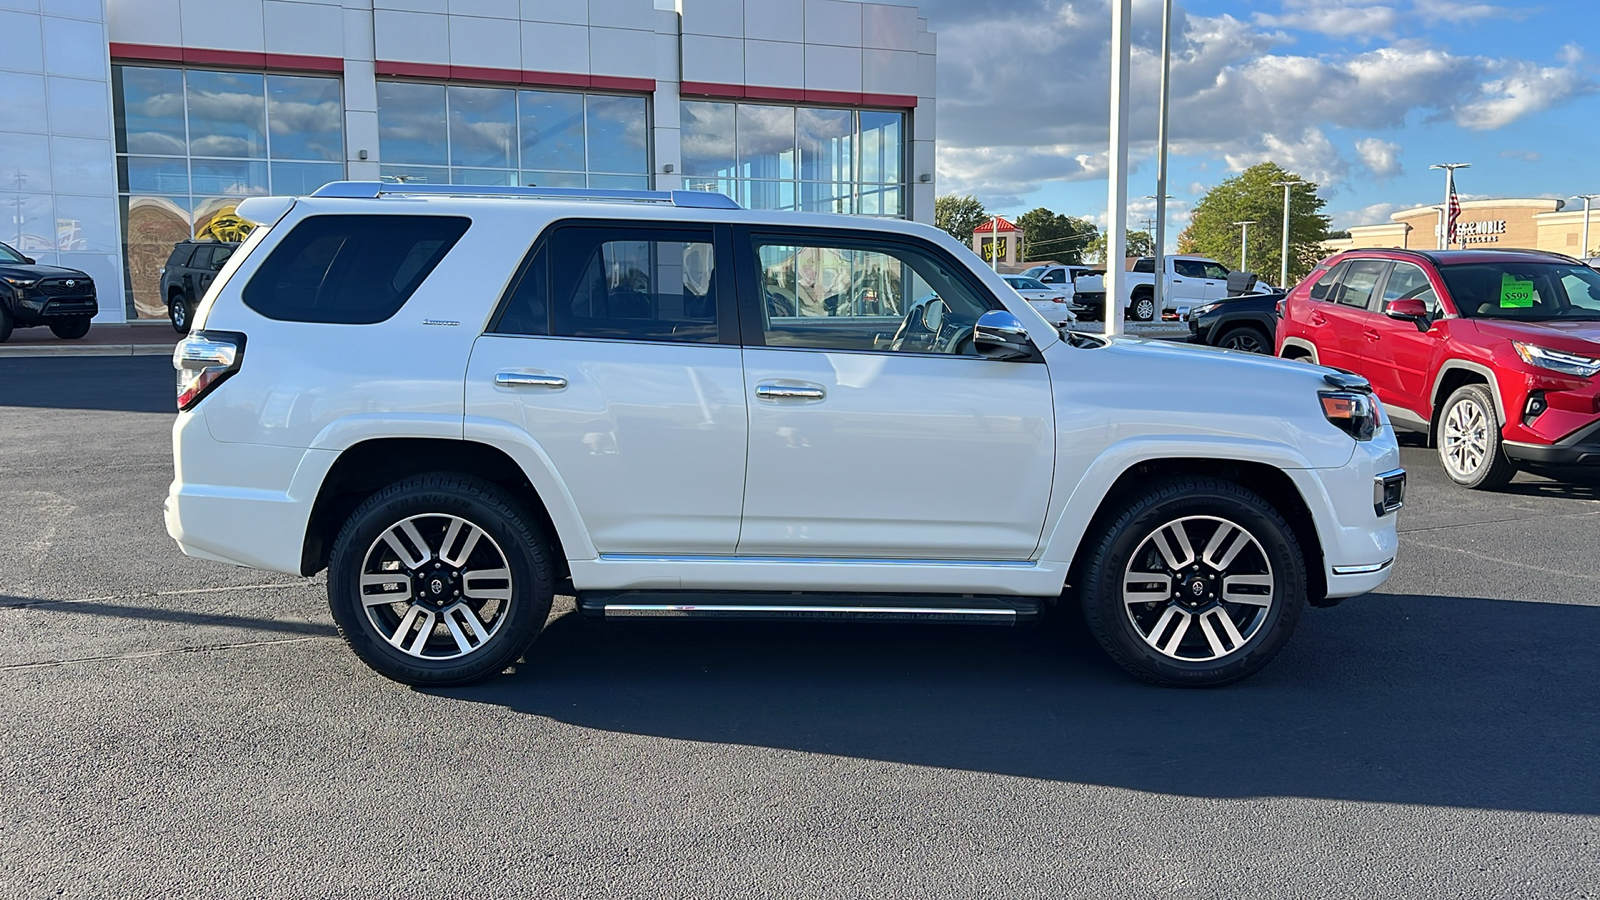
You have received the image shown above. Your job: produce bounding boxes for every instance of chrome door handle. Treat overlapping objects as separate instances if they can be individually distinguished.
[756,384,825,401]
[496,371,568,389]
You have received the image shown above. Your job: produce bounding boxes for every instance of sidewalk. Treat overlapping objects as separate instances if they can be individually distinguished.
[0,322,178,358]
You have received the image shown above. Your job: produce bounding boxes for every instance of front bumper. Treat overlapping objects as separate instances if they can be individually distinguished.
[15,293,98,324]
[1503,419,1600,465]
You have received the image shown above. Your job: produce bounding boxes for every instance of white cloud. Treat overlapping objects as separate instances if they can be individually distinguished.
[1331,202,1400,230]
[1255,0,1402,39]
[1355,137,1403,179]
[1500,149,1541,162]
[925,0,1593,208]
[1413,0,1526,24]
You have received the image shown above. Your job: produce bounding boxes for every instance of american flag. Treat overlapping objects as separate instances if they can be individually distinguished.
[1446,171,1462,247]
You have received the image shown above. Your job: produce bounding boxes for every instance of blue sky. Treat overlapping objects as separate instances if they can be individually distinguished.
[918,0,1600,244]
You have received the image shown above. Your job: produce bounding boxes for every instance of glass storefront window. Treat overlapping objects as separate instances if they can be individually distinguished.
[680,101,906,218]
[378,82,651,188]
[113,64,347,319]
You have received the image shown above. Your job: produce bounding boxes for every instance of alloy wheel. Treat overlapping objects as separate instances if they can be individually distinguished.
[358,513,514,660]
[1121,515,1275,661]
[1135,297,1155,321]
[1221,330,1265,353]
[1441,397,1490,479]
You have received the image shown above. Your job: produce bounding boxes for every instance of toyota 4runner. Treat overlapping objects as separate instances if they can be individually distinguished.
[166,182,1404,688]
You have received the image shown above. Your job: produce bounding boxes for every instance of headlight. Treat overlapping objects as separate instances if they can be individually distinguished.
[1512,342,1600,378]
[1,276,38,288]
[1319,390,1377,441]
[1189,302,1221,318]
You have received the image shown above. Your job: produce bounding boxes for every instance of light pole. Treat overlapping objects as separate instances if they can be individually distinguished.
[1104,0,1132,336]
[1429,163,1470,250]
[1232,220,1256,272]
[1576,195,1599,259]
[1271,180,1304,289]
[1153,0,1174,325]
[988,215,1000,271]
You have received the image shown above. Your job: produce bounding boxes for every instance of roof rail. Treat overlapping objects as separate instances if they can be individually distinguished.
[310,181,742,210]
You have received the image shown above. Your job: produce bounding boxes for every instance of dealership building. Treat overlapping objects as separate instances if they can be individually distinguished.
[1,0,937,322]
[1326,198,1600,258]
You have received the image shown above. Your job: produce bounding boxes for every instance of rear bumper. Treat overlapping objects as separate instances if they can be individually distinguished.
[1503,420,1600,465]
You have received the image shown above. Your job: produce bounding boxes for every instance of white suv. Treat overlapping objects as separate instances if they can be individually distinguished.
[166,182,1404,688]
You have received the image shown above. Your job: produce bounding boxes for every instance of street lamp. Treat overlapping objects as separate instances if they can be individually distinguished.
[1152,0,1175,325]
[1429,163,1470,250]
[1271,180,1304,289]
[1104,0,1133,336]
[1575,195,1600,260]
[1232,220,1257,272]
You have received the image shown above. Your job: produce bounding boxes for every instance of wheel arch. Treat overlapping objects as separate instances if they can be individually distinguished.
[1431,361,1505,427]
[300,437,577,584]
[1047,455,1328,606]
[1278,337,1319,363]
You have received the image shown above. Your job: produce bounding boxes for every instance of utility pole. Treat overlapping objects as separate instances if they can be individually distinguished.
[1429,163,1470,250]
[1271,180,1304,289]
[1232,220,1256,271]
[1152,0,1174,323]
[1104,0,1132,336]
[989,215,1000,271]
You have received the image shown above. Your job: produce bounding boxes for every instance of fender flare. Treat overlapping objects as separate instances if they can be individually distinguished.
[1037,436,1327,574]
[1278,337,1319,363]
[1431,360,1507,425]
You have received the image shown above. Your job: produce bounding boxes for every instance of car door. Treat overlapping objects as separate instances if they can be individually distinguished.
[181,246,211,304]
[735,227,1056,560]
[465,222,748,555]
[1359,260,1443,420]
[198,244,234,301]
[1199,261,1232,299]
[1170,259,1210,305]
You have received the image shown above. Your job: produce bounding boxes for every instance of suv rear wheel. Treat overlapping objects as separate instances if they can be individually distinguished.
[327,474,555,685]
[1130,289,1156,322]
[1078,476,1305,686]
[168,292,192,334]
[1438,384,1517,489]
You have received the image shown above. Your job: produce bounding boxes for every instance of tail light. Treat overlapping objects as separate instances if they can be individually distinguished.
[174,330,246,410]
[1275,297,1287,318]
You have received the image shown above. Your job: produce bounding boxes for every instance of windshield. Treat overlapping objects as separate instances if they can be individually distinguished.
[1439,262,1600,321]
[0,242,25,264]
[1020,266,1044,278]
[1006,277,1048,290]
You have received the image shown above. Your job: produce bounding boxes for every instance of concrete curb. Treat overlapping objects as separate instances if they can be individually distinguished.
[0,344,175,358]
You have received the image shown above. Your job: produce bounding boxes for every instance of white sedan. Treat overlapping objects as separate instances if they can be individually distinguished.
[1002,275,1077,326]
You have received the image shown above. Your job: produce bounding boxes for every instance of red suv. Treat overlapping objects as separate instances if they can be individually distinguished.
[1277,248,1600,488]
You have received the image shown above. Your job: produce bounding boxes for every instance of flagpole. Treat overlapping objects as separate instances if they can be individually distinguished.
[1431,163,1470,250]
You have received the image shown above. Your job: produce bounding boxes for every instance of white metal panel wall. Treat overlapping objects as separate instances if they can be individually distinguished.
[0,0,125,321]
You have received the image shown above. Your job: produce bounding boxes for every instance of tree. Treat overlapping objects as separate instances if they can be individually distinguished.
[1086,229,1157,264]
[1185,162,1333,285]
[934,195,989,246]
[1015,208,1099,264]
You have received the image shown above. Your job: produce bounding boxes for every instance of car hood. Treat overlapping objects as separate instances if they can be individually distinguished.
[1101,332,1323,376]
[0,263,91,280]
[1470,318,1600,352]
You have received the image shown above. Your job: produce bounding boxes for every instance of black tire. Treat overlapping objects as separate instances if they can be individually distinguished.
[1437,384,1517,489]
[48,316,90,340]
[1129,290,1156,322]
[1216,324,1272,354]
[327,473,555,686]
[1078,476,1306,687]
[168,292,192,334]
[0,306,12,343]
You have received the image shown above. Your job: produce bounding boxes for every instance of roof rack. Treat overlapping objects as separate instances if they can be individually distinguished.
[310,181,742,210]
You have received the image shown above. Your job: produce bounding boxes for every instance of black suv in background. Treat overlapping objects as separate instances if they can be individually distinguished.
[1187,291,1285,354]
[0,241,97,342]
[160,240,239,333]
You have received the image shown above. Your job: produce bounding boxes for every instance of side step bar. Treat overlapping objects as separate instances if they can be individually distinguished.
[576,591,1044,625]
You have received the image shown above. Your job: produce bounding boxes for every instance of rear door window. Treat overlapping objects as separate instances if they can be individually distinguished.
[548,225,722,344]
[1335,260,1389,309]
[242,214,470,324]
[166,245,197,268]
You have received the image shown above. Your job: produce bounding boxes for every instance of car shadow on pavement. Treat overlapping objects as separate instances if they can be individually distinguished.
[0,596,337,638]
[438,592,1600,816]
[0,357,175,414]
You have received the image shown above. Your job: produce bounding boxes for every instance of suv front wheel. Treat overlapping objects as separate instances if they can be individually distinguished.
[1078,476,1306,687]
[1437,384,1517,489]
[327,474,555,685]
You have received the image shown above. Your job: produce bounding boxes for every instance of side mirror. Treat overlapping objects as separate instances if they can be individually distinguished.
[22,256,34,265]
[974,309,1034,360]
[1384,298,1431,332]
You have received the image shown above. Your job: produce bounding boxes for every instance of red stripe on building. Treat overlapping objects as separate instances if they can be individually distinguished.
[681,81,916,108]
[110,43,344,74]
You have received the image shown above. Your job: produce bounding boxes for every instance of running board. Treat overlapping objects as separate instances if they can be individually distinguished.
[576,591,1044,625]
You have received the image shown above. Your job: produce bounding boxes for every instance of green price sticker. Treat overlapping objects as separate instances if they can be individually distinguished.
[1501,274,1535,308]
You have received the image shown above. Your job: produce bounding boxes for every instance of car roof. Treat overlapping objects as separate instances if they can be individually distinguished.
[1334,247,1582,267]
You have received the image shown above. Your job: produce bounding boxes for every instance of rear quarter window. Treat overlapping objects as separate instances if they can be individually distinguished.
[242,214,470,324]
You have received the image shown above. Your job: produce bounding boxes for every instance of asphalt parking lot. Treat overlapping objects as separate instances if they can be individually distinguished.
[1,355,1596,899]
